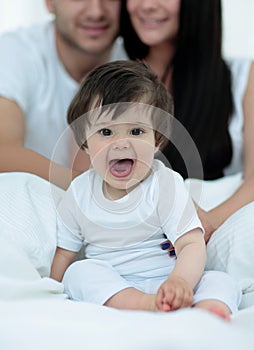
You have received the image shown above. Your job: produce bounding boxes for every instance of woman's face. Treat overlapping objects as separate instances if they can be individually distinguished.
[127,0,181,47]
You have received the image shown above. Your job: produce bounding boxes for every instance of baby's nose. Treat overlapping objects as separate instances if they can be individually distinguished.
[112,138,130,150]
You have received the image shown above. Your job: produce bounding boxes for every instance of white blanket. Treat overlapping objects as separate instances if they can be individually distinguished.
[1,172,254,349]
[186,173,254,298]
[0,300,254,350]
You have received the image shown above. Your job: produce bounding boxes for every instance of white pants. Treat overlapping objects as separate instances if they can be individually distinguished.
[63,259,242,314]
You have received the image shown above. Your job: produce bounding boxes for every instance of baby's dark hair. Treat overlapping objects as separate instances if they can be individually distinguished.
[67,60,173,149]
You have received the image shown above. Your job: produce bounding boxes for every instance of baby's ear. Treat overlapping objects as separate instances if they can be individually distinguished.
[45,0,55,13]
[84,147,90,155]
[154,145,160,154]
[81,142,89,154]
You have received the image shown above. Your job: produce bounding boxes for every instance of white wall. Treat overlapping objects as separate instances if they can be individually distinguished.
[0,0,253,58]
[222,0,254,58]
[0,0,50,32]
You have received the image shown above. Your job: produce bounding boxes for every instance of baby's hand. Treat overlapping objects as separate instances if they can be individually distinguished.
[155,275,193,312]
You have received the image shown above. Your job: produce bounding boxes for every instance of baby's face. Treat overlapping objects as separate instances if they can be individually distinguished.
[85,107,158,199]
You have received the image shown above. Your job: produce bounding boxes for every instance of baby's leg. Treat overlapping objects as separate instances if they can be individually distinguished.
[63,259,130,305]
[105,287,157,311]
[193,270,242,320]
[63,259,157,311]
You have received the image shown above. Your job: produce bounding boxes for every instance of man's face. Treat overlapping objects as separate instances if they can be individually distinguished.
[46,0,120,56]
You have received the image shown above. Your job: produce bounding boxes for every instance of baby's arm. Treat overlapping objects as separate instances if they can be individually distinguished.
[50,247,77,282]
[156,228,206,311]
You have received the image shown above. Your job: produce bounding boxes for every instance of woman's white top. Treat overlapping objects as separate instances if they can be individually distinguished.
[225,58,252,175]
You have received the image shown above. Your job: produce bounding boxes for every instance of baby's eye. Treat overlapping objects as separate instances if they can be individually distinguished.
[99,128,112,136]
[131,128,143,136]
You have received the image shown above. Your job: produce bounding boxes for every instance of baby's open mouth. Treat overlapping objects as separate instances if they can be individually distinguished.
[109,159,134,178]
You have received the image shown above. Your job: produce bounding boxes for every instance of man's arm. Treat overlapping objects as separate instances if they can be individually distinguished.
[50,247,77,282]
[0,97,25,145]
[0,97,81,189]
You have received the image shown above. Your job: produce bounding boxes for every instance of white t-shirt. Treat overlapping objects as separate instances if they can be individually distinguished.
[224,58,252,175]
[0,20,127,166]
[57,160,203,278]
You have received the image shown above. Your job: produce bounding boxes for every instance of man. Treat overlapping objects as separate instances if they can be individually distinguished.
[0,0,126,189]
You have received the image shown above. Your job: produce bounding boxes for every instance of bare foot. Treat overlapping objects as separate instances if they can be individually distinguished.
[194,299,231,321]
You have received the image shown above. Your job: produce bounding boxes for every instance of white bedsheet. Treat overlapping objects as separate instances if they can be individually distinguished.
[1,299,254,350]
[1,234,253,350]
[1,172,254,349]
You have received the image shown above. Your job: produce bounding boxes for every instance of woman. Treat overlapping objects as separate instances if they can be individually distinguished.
[120,0,254,243]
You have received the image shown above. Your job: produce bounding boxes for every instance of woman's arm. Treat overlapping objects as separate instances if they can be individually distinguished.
[198,61,254,242]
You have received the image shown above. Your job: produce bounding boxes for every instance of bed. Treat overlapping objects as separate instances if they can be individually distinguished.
[0,172,254,349]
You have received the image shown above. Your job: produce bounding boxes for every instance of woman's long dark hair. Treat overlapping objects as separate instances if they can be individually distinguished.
[121,0,233,180]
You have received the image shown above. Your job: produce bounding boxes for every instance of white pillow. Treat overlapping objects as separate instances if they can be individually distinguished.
[0,172,64,277]
[185,173,254,297]
[184,172,243,210]
[206,202,254,293]
[0,236,65,300]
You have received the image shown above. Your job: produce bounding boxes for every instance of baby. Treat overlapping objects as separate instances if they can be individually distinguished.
[51,60,241,320]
